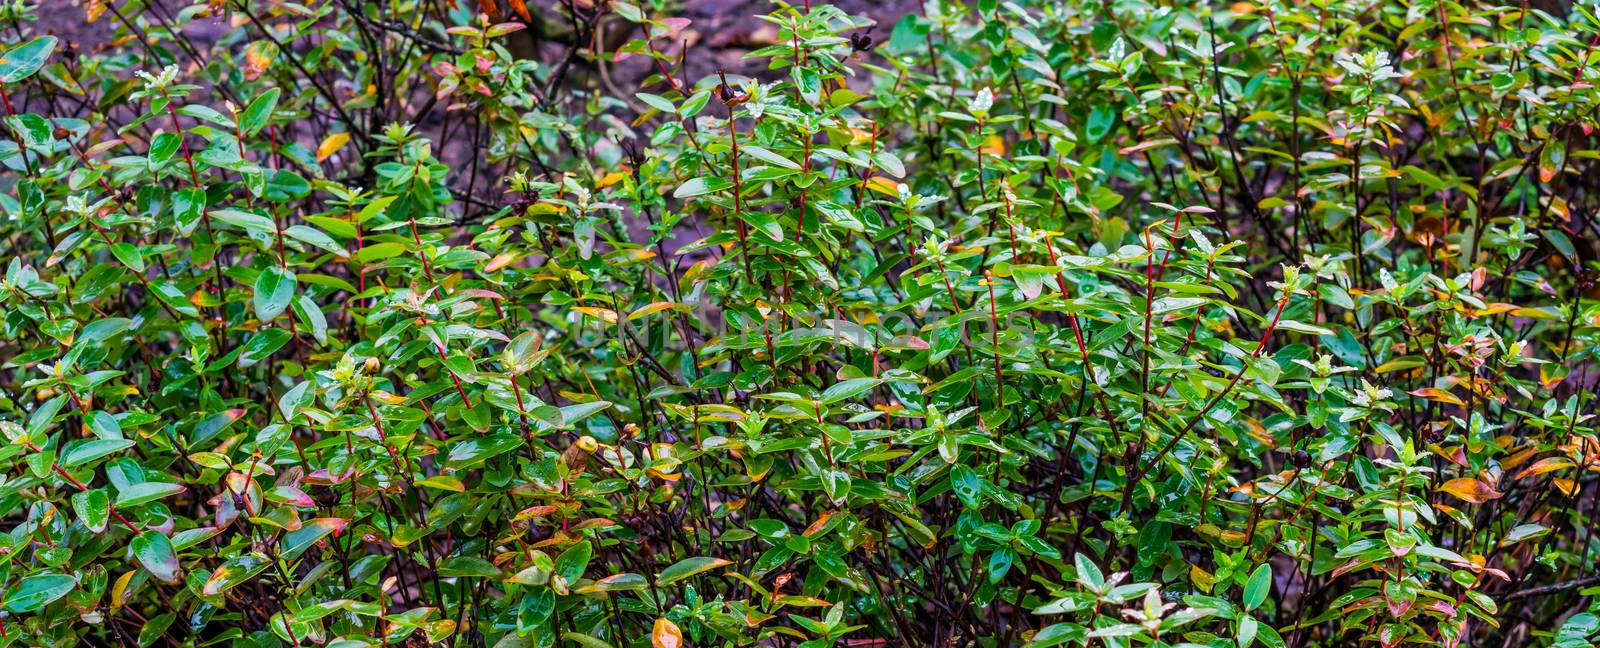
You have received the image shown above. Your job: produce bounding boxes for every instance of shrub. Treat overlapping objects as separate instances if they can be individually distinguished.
[0,0,1598,646]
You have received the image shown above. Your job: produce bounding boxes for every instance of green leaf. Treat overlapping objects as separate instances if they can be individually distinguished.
[1074,553,1104,590]
[203,552,272,597]
[131,530,181,583]
[148,132,183,169]
[117,481,186,508]
[1243,563,1272,611]
[139,613,177,648]
[0,36,58,83]
[264,169,311,201]
[742,145,800,170]
[357,242,407,263]
[1546,229,1577,262]
[253,266,297,322]
[60,438,134,468]
[238,328,292,368]
[987,547,1015,583]
[657,556,732,586]
[673,176,731,199]
[554,540,593,583]
[2,573,75,613]
[445,431,522,468]
[109,242,145,273]
[822,378,879,403]
[636,92,676,113]
[950,465,984,508]
[71,488,110,533]
[211,208,278,236]
[150,280,200,317]
[1086,105,1118,142]
[282,518,349,560]
[240,88,280,136]
[284,225,347,255]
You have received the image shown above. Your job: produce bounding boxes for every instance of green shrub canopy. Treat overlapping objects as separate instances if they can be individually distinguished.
[0,0,1598,646]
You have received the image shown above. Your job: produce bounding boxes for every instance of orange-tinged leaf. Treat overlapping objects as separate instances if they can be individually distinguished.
[485,252,519,273]
[980,133,1006,156]
[478,0,503,21]
[774,594,834,607]
[1410,387,1464,407]
[629,301,688,320]
[513,505,559,521]
[506,0,534,22]
[652,617,684,648]
[646,468,682,481]
[1438,477,1503,504]
[804,509,836,537]
[316,132,351,162]
[596,171,627,189]
[1231,1,1256,13]
[1427,443,1469,468]
[1474,303,1519,316]
[1119,138,1176,155]
[244,41,276,81]
[371,390,408,405]
[1540,363,1569,390]
[1538,137,1565,184]
[1554,479,1577,496]
[1515,457,1574,480]
[1500,445,1539,470]
[572,306,619,324]
[865,176,899,197]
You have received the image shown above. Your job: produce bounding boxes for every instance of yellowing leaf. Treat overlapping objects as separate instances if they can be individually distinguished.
[316,132,351,162]
[244,41,276,81]
[596,171,627,188]
[1375,356,1425,373]
[1540,363,1569,390]
[416,475,466,492]
[370,390,408,405]
[1190,564,1215,593]
[1500,445,1539,470]
[652,617,684,648]
[485,252,520,273]
[980,133,1006,155]
[572,306,619,324]
[110,569,135,609]
[1409,387,1464,407]
[1538,136,1566,184]
[804,509,836,537]
[1438,477,1503,504]
[629,301,687,320]
[1474,303,1520,317]
[865,176,899,197]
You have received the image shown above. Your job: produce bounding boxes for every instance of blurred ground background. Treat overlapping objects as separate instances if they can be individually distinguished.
[35,0,921,88]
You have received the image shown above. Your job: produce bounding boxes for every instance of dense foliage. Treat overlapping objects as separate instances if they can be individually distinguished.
[1,0,1600,645]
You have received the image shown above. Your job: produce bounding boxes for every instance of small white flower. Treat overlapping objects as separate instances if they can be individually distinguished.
[968,88,994,117]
